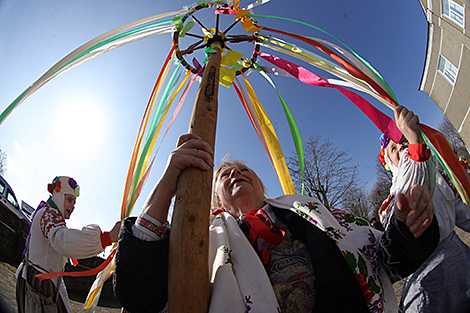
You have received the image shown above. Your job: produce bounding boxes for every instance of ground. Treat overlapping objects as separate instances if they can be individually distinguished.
[1,228,469,312]
[0,262,120,313]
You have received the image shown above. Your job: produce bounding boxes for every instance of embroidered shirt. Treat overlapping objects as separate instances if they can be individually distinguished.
[263,218,316,313]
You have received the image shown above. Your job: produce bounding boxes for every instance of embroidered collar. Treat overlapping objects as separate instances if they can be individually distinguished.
[46,197,65,219]
[47,197,59,211]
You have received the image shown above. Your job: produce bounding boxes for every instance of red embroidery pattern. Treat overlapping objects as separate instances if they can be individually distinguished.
[439,171,458,195]
[378,193,395,229]
[40,205,66,245]
[136,216,169,237]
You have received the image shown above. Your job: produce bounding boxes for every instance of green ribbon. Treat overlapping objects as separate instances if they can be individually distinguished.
[202,46,218,64]
[253,63,305,195]
[127,64,182,212]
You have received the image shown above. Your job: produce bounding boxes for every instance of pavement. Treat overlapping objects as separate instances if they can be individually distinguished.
[0,262,120,313]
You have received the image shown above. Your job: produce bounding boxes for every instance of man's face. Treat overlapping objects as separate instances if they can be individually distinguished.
[387,139,408,167]
[63,194,76,219]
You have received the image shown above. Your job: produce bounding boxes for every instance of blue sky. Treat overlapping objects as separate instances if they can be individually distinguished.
[0,0,445,237]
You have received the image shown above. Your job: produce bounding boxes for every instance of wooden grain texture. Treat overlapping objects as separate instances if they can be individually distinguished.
[168,43,222,313]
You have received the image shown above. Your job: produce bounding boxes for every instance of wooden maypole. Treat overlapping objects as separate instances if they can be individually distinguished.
[168,37,223,312]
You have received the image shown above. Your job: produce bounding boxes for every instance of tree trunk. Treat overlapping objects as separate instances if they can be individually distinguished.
[168,42,222,313]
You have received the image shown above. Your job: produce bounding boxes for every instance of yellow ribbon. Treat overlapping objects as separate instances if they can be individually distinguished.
[241,16,263,33]
[220,67,236,87]
[241,73,296,195]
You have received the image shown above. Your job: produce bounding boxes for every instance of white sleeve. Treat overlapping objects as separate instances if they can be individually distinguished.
[45,224,105,259]
[433,172,457,241]
[394,149,436,197]
[393,151,456,241]
[455,198,470,232]
[132,212,169,241]
[40,207,105,259]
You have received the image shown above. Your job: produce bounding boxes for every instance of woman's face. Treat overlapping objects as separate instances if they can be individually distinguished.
[63,194,76,219]
[214,163,265,218]
[387,140,407,167]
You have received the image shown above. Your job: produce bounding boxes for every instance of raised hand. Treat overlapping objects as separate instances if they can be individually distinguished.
[396,184,434,238]
[109,221,122,242]
[394,105,422,145]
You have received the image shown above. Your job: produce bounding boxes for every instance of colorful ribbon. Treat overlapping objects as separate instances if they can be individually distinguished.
[257,51,402,143]
[0,9,193,125]
[261,26,398,109]
[233,77,274,168]
[240,73,296,195]
[36,249,116,281]
[246,13,398,103]
[253,63,305,195]
[256,35,394,109]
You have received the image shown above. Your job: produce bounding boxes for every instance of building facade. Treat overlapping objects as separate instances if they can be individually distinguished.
[418,0,470,144]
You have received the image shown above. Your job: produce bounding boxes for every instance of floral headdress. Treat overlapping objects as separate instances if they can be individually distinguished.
[48,176,80,197]
[378,134,391,171]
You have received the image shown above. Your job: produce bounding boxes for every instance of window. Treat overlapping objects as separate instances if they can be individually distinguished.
[0,181,4,195]
[6,189,18,208]
[438,55,458,84]
[442,0,465,27]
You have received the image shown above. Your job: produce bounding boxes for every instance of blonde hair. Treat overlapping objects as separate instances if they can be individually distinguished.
[212,158,267,208]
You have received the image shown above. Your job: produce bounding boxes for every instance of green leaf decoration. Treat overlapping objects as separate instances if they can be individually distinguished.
[355,218,369,226]
[342,251,357,271]
[344,213,356,223]
[357,254,368,277]
[368,276,380,293]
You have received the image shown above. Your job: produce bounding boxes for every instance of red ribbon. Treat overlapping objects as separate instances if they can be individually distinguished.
[420,124,470,200]
[245,209,285,264]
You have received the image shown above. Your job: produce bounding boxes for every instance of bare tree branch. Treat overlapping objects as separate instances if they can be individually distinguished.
[368,159,392,218]
[438,117,470,160]
[288,134,364,211]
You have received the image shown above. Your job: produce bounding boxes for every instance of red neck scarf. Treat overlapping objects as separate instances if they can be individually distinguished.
[244,208,286,264]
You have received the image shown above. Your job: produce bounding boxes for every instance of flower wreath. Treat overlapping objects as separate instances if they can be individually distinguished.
[378,134,391,171]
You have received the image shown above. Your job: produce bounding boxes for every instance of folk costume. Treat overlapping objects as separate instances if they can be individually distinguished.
[16,176,113,313]
[378,137,470,312]
[114,194,438,313]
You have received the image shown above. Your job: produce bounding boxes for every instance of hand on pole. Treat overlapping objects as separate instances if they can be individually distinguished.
[141,134,214,223]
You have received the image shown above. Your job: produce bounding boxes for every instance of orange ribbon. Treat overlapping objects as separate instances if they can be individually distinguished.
[36,249,116,281]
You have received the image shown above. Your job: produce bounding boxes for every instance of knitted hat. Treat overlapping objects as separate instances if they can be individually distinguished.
[48,176,80,197]
[47,176,80,216]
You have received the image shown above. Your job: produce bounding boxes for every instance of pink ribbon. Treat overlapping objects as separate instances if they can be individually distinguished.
[256,51,402,143]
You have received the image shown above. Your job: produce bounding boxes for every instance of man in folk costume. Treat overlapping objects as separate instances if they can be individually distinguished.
[16,176,121,313]
[377,106,470,312]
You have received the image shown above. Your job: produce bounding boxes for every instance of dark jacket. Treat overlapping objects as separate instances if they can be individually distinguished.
[113,208,439,313]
